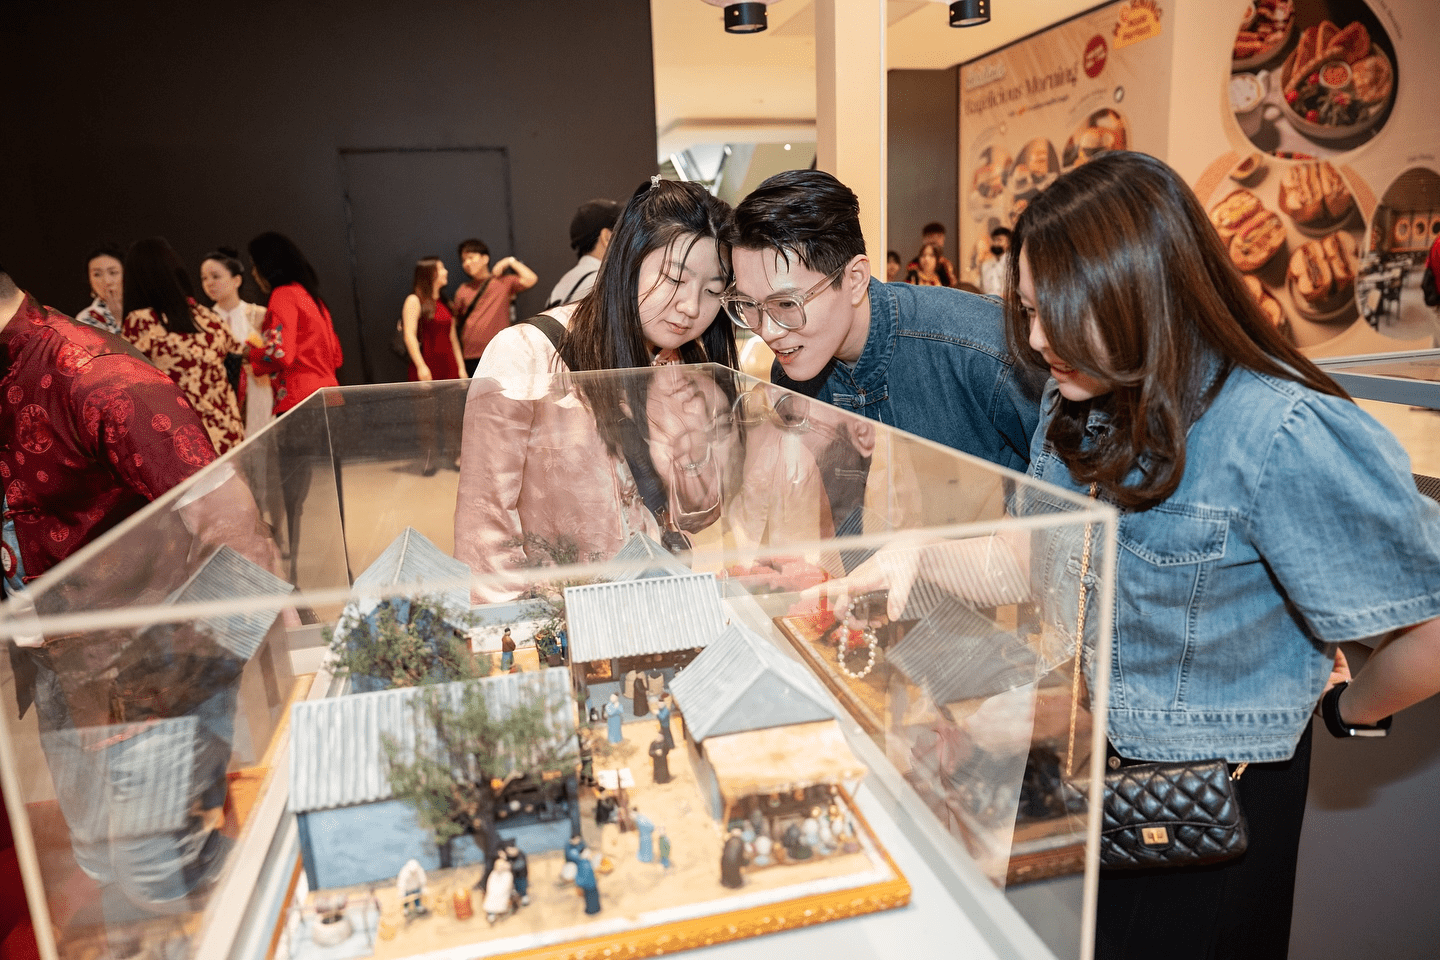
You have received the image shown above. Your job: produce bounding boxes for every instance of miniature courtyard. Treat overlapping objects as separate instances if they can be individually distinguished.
[291,711,883,960]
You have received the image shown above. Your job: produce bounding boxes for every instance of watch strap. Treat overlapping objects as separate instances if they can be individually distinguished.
[1321,681,1393,738]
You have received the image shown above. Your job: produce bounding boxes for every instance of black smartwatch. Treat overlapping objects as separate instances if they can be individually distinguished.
[1320,681,1393,739]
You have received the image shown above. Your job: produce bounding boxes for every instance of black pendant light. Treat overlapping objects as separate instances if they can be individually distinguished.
[950,0,991,27]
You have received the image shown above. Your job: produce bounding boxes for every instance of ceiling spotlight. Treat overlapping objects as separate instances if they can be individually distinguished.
[949,0,990,27]
[699,0,781,35]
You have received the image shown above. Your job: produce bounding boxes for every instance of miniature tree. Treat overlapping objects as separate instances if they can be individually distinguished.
[382,679,573,867]
[329,594,488,691]
[507,532,605,665]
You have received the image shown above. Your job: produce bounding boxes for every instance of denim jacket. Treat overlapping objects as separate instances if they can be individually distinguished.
[773,279,1042,471]
[1024,368,1440,763]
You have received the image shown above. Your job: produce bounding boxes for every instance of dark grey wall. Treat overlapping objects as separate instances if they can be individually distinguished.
[0,0,657,384]
[887,68,959,274]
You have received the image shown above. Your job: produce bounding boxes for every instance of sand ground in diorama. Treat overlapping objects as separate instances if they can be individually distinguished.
[298,717,886,960]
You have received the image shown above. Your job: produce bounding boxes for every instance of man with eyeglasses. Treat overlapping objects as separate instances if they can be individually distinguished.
[724,170,1041,472]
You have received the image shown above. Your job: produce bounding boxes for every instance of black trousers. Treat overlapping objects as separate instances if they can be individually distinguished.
[1096,723,1313,960]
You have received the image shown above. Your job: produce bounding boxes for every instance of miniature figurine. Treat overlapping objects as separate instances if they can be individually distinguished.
[781,822,812,861]
[631,668,650,716]
[659,828,672,869]
[605,693,624,744]
[453,885,474,920]
[397,858,428,918]
[649,735,671,784]
[500,627,515,672]
[751,833,774,866]
[566,833,588,865]
[573,851,602,915]
[634,806,655,862]
[720,827,748,888]
[656,695,676,751]
[483,853,514,923]
[503,839,530,906]
[747,806,768,839]
[594,785,618,825]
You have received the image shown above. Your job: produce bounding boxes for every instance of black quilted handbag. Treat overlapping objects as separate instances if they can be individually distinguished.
[1064,485,1250,870]
[1098,757,1248,869]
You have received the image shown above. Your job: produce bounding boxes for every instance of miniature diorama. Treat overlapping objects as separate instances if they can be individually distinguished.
[772,541,1089,885]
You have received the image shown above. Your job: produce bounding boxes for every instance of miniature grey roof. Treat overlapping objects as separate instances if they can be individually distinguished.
[886,597,1037,706]
[563,573,724,663]
[354,526,470,603]
[668,623,836,741]
[345,527,471,620]
[165,545,294,660]
[289,668,575,814]
[604,533,692,582]
[50,716,198,838]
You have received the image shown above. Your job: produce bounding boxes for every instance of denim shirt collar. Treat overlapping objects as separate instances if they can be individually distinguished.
[828,278,896,396]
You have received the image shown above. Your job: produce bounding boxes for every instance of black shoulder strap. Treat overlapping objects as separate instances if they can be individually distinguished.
[456,277,492,328]
[520,314,567,351]
[545,270,597,310]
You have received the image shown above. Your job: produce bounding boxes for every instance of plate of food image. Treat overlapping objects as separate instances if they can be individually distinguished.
[1233,0,1296,71]
[1276,160,1357,236]
[1277,19,1393,141]
[1285,230,1359,322]
[1061,109,1127,169]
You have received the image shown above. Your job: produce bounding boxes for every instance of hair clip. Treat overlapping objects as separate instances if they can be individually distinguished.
[650,174,662,189]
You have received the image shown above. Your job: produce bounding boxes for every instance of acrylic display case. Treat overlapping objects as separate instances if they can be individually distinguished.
[0,366,1116,960]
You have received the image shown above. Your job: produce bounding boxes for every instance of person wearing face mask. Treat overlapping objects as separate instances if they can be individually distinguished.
[725,170,1040,473]
[978,226,1012,297]
[201,248,272,436]
[75,244,125,334]
[454,178,738,602]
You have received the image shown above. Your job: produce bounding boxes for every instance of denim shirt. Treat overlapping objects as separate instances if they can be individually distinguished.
[773,279,1042,471]
[1025,369,1440,763]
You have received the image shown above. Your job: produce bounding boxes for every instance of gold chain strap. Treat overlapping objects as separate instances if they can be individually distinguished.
[1063,483,1099,779]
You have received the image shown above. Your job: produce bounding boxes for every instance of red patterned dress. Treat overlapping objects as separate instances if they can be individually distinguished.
[121,300,245,453]
[0,295,218,585]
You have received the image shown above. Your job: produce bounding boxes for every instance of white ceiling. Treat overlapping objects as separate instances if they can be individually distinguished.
[653,0,1104,154]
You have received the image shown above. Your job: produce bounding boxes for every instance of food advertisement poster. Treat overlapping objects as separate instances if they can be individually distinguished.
[1194,0,1437,355]
[956,0,1174,287]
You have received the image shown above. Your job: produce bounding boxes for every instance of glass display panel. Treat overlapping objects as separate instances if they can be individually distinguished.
[0,367,1115,960]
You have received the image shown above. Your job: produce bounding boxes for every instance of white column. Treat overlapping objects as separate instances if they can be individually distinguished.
[814,0,887,267]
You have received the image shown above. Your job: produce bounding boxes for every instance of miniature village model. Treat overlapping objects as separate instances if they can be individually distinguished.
[280,532,908,960]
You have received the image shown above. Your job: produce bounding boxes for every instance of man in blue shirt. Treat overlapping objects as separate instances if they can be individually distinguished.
[725,170,1041,472]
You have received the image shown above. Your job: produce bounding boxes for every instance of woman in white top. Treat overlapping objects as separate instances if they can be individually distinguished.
[75,244,125,334]
[454,179,738,602]
[201,247,273,436]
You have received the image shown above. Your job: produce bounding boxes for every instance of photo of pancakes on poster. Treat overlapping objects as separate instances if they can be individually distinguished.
[1228,0,1397,160]
[1206,154,1367,347]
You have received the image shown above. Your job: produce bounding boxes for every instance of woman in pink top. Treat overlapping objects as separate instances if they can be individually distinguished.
[455,179,738,601]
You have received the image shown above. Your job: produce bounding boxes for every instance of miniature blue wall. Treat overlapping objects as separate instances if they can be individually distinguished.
[299,800,486,890]
[298,799,580,890]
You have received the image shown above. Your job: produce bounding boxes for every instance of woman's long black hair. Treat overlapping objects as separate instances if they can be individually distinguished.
[248,231,326,311]
[558,179,738,459]
[122,236,200,334]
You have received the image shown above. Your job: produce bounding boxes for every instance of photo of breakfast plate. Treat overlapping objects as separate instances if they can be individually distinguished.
[1244,275,1292,339]
[1233,0,1296,70]
[1061,109,1127,169]
[1277,160,1356,234]
[1286,230,1358,322]
[1276,11,1396,143]
[967,142,1013,221]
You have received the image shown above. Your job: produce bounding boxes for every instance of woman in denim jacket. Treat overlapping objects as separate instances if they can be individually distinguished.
[1007,152,1440,960]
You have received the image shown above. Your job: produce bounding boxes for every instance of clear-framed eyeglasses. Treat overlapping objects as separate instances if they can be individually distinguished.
[720,264,846,333]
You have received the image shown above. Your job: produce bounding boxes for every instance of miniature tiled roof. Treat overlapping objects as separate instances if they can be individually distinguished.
[338,529,469,627]
[603,533,693,582]
[49,716,198,838]
[289,668,575,814]
[350,527,471,614]
[563,573,724,663]
[165,545,293,660]
[886,596,1037,706]
[668,623,836,741]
